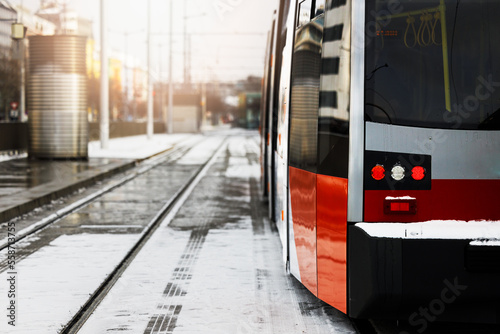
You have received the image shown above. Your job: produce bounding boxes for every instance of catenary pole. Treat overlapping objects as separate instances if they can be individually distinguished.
[168,0,173,134]
[147,0,154,139]
[100,0,109,149]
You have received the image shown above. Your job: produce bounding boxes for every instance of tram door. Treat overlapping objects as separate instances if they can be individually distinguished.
[287,0,351,311]
[276,0,297,265]
[287,0,322,287]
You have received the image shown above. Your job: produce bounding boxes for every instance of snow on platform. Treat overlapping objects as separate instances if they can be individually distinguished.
[88,134,192,160]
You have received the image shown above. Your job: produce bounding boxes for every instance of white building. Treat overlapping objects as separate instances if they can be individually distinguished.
[15,5,56,37]
[36,0,92,38]
[0,1,16,55]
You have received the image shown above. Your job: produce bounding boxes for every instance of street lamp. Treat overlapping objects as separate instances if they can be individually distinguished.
[11,23,26,39]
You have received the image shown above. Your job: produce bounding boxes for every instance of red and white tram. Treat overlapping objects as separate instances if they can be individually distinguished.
[260,0,500,323]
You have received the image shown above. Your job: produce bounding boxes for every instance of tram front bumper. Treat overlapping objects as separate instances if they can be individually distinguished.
[348,222,500,323]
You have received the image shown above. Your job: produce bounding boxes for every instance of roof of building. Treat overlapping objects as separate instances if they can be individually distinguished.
[0,0,16,12]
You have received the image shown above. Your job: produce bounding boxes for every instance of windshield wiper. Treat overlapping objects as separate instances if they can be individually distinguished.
[479,108,500,130]
[366,63,389,80]
[365,103,393,124]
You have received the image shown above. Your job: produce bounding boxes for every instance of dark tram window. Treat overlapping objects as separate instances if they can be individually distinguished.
[289,14,324,173]
[317,0,350,178]
[365,0,500,130]
[298,0,327,28]
[289,0,351,177]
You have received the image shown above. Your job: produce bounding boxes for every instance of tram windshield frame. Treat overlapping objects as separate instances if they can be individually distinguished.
[364,0,500,130]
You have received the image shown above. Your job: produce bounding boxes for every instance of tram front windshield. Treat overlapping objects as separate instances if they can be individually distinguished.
[365,0,500,130]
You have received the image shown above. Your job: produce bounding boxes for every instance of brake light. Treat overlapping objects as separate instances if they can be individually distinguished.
[411,166,426,181]
[371,165,385,181]
[365,151,431,191]
[384,196,417,214]
[391,202,410,211]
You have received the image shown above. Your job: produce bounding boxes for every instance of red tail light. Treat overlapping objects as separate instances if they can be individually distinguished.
[371,165,385,181]
[412,166,426,181]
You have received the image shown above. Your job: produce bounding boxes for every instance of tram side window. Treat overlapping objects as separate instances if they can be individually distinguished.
[315,0,326,16]
[288,14,324,173]
[317,0,350,178]
[297,0,313,27]
[297,0,326,27]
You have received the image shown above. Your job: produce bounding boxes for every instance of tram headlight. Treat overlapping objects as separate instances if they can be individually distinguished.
[391,165,405,181]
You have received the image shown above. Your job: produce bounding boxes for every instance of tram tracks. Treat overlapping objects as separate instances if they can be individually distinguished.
[60,138,227,334]
[0,139,199,252]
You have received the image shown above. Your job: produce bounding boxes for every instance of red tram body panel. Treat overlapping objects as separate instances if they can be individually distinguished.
[317,174,347,312]
[260,0,500,323]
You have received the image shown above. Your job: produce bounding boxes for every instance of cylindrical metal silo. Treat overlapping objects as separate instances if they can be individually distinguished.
[28,35,88,159]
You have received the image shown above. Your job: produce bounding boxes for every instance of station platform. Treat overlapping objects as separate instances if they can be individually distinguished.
[0,134,189,223]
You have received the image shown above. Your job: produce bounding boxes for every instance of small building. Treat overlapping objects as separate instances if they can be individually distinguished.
[169,93,201,133]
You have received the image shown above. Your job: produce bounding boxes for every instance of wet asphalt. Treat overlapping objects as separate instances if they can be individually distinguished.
[0,162,200,274]
[0,156,136,223]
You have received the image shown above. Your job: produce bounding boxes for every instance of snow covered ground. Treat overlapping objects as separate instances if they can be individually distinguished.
[0,153,27,162]
[88,134,193,160]
[78,135,355,334]
[0,234,139,333]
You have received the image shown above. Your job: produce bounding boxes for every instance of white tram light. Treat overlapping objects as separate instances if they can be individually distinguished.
[391,165,405,181]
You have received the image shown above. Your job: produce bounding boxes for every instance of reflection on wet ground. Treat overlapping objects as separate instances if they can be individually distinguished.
[0,158,116,197]
[0,162,201,272]
[0,133,229,333]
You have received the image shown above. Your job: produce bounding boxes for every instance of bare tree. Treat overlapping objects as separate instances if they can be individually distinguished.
[0,54,20,121]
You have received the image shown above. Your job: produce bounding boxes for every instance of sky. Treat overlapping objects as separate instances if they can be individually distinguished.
[16,0,277,83]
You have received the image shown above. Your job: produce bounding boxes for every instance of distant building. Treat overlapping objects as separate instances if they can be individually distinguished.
[168,93,202,133]
[15,5,56,37]
[0,1,16,55]
[36,0,92,38]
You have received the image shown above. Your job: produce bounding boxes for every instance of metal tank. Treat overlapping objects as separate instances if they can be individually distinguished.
[28,35,88,159]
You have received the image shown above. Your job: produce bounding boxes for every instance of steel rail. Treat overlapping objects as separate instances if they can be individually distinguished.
[60,137,227,334]
[0,138,201,252]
